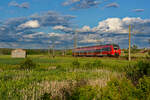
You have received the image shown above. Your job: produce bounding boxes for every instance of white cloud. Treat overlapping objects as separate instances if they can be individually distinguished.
[132,9,144,12]
[105,2,119,8]
[94,18,127,33]
[53,25,66,30]
[48,32,73,41]
[52,25,73,34]
[122,17,143,24]
[9,1,29,9]
[77,25,91,32]
[63,0,80,6]
[63,0,101,10]
[23,32,44,39]
[54,17,150,35]
[19,20,40,28]
[48,32,63,37]
[92,17,150,34]
[53,25,72,31]
[80,39,98,43]
[79,34,100,43]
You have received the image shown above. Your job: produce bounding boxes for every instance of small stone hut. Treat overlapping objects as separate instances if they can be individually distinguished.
[11,49,26,58]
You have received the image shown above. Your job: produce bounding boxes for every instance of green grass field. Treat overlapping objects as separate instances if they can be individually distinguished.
[0,54,149,100]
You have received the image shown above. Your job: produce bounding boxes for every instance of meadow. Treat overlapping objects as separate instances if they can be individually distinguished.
[0,53,150,100]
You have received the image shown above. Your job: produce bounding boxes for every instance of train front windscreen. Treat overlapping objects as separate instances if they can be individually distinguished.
[113,45,120,50]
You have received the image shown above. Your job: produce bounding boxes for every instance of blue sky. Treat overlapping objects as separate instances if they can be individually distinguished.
[0,0,150,49]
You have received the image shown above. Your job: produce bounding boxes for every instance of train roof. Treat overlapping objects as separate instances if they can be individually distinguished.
[76,44,119,49]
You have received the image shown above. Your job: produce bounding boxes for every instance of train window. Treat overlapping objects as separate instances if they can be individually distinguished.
[87,50,95,53]
[113,45,120,50]
[96,49,100,53]
[101,48,104,52]
[104,48,106,51]
[101,47,111,51]
[103,48,106,51]
[81,50,85,53]
[94,49,98,53]
[81,51,84,53]
[87,50,89,53]
[99,49,102,52]
[114,47,118,50]
[107,47,111,51]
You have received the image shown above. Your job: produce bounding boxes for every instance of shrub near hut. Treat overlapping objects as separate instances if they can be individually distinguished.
[20,58,36,70]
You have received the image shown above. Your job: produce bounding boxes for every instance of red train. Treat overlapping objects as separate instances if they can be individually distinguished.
[72,44,121,57]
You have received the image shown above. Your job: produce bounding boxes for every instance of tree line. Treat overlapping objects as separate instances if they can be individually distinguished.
[0,48,72,56]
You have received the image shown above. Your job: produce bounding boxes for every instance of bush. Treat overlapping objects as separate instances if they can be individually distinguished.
[56,65,62,69]
[136,76,150,100]
[40,93,51,100]
[124,54,129,60]
[146,55,150,60]
[148,50,150,55]
[56,65,66,72]
[125,63,140,84]
[72,60,80,68]
[20,58,36,70]
[70,86,98,100]
[67,79,97,100]
[137,60,150,76]
[123,49,128,53]
[68,77,150,100]
[125,60,150,84]
[100,78,138,100]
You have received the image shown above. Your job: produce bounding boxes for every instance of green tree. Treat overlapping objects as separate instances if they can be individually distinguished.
[131,45,139,53]
[132,45,138,50]
[20,58,36,70]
